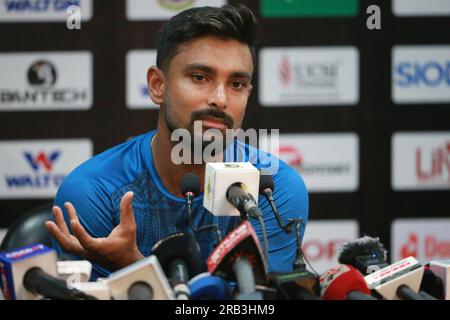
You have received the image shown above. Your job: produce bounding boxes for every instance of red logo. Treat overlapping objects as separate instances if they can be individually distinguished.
[278,145,303,168]
[416,142,450,183]
[400,232,450,260]
[279,56,292,86]
[400,233,419,259]
[303,239,347,261]
[24,151,60,172]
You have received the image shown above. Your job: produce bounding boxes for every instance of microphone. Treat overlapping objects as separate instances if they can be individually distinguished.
[203,162,260,217]
[57,260,92,284]
[188,272,232,300]
[268,269,321,300]
[105,255,174,300]
[226,182,262,219]
[364,256,433,300]
[180,173,222,245]
[337,235,389,275]
[430,260,450,300]
[259,174,295,233]
[207,221,268,300]
[259,173,306,270]
[320,264,377,300]
[152,232,202,300]
[0,244,95,300]
[202,162,268,264]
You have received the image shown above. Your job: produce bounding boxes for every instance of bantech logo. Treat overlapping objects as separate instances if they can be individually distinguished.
[0,0,93,22]
[27,60,57,87]
[0,52,92,111]
[392,46,450,104]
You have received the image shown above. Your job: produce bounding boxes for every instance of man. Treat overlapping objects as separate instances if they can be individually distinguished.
[45,4,309,281]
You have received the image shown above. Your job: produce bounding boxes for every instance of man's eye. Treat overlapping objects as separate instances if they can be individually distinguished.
[192,74,206,82]
[231,81,246,89]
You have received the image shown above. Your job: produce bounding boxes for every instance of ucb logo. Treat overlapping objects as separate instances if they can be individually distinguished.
[24,151,61,172]
[395,61,450,87]
[27,60,57,87]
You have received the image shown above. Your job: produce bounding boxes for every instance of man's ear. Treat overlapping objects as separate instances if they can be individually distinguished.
[147,66,165,105]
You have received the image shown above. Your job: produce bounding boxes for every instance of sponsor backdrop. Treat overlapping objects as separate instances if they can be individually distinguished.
[0,0,449,265]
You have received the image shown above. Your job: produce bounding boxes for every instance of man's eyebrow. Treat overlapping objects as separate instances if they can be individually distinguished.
[183,63,214,75]
[230,71,252,81]
[184,63,252,80]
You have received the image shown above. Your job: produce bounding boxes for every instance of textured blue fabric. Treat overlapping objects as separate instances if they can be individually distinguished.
[52,130,309,281]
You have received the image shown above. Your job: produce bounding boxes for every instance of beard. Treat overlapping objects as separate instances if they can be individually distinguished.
[163,95,236,154]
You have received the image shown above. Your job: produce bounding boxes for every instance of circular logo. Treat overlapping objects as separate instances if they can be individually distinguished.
[158,0,195,10]
[27,60,57,87]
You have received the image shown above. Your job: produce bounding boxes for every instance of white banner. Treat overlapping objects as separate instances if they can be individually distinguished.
[127,0,226,20]
[0,51,93,111]
[391,218,450,264]
[259,47,359,106]
[0,0,92,22]
[126,50,158,109]
[393,0,450,16]
[0,139,93,199]
[392,132,450,190]
[392,45,450,104]
[302,220,359,274]
[261,133,359,192]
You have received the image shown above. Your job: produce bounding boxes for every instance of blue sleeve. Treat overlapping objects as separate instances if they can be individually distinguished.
[52,170,116,281]
[251,163,309,273]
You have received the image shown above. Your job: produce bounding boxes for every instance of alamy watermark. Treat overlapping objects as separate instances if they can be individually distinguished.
[170,121,280,175]
[66,5,81,30]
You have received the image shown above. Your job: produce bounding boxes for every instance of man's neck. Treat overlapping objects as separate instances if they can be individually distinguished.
[152,125,219,198]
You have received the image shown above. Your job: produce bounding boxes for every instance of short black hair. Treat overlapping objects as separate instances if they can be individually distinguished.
[155,4,258,72]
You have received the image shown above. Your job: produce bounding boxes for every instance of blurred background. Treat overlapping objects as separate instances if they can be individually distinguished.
[0,0,449,273]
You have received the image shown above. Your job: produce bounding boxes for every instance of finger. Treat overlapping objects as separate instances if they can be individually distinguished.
[70,219,98,251]
[52,205,70,236]
[64,202,80,224]
[119,191,136,230]
[45,221,74,251]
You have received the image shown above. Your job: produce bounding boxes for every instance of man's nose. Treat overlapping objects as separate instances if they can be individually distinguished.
[207,83,227,110]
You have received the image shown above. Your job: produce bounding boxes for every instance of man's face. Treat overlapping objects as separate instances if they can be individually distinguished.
[160,36,254,142]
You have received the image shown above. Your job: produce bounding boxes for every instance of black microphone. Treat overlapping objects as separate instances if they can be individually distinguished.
[420,265,445,299]
[226,182,269,264]
[337,236,389,275]
[181,173,222,245]
[152,232,202,300]
[24,267,96,300]
[226,182,262,219]
[259,173,307,271]
[268,269,321,300]
[259,174,295,233]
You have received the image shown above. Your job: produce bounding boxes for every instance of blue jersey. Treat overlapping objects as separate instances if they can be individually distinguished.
[53,130,309,280]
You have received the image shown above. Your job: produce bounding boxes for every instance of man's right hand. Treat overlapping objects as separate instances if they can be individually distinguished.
[45,191,144,271]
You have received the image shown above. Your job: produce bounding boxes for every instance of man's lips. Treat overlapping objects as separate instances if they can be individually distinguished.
[197,117,229,130]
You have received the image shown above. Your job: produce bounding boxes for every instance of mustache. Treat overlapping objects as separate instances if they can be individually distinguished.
[190,108,234,129]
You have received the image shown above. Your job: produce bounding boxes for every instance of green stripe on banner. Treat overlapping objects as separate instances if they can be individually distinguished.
[261,0,359,18]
